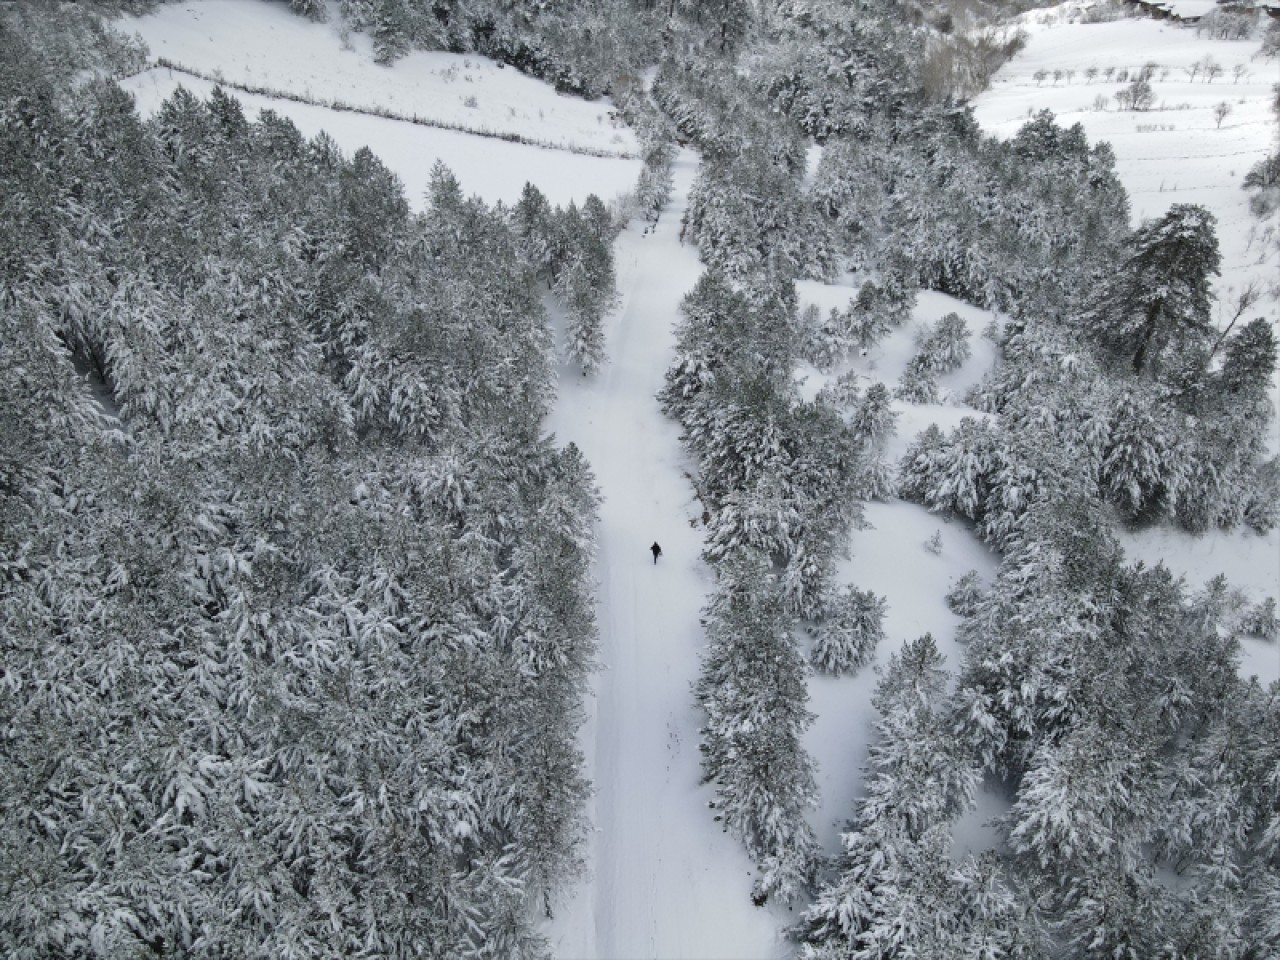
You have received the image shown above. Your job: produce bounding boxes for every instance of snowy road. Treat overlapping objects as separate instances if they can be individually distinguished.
[543,151,787,959]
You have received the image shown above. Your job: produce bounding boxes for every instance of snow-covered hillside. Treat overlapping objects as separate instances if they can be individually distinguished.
[973,6,1279,372]
[119,0,637,156]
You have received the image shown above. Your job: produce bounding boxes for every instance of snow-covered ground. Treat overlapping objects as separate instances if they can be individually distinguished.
[804,500,1001,853]
[794,285,1001,461]
[117,0,637,156]
[973,3,1279,687]
[120,69,640,209]
[543,152,789,958]
[789,281,1009,853]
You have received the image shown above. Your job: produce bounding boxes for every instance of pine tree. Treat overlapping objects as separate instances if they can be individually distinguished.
[1100,388,1186,519]
[799,635,1008,957]
[1081,204,1221,377]
[696,552,819,905]
[809,585,886,675]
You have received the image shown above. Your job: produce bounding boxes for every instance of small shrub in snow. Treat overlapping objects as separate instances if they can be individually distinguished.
[924,530,943,555]
[946,570,985,617]
[1240,597,1279,640]
[1213,101,1233,128]
[895,360,940,404]
[849,382,898,446]
[1245,154,1280,217]
[1115,79,1154,111]
[920,312,971,374]
[810,586,887,675]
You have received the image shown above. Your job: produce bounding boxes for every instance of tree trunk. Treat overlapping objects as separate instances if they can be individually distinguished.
[1132,300,1162,375]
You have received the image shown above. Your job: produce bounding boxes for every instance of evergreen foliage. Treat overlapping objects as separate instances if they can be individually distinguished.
[334,0,665,97]
[1080,203,1221,378]
[951,501,1280,953]
[945,569,985,617]
[809,586,886,675]
[797,635,1039,959]
[0,48,598,955]
[511,186,620,374]
[696,553,819,906]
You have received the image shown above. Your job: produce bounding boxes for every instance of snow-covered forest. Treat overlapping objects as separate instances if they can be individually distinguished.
[2,0,1278,956]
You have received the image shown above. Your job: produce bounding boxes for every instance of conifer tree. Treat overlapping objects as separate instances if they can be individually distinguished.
[1082,204,1221,377]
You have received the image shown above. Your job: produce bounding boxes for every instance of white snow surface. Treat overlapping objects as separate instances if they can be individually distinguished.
[804,501,1001,854]
[117,0,638,156]
[542,152,789,958]
[972,9,1279,319]
[789,279,1006,855]
[119,69,640,211]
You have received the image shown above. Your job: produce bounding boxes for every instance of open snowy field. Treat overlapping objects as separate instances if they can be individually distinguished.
[117,0,637,156]
[120,69,640,210]
[973,3,1279,686]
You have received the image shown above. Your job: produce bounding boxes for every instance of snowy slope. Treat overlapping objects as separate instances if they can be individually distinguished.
[542,151,788,960]
[119,70,640,209]
[117,0,637,156]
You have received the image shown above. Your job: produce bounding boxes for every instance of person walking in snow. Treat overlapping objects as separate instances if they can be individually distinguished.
[650,541,663,564]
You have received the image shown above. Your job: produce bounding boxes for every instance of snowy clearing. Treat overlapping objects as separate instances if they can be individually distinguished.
[804,500,1000,854]
[788,280,1009,855]
[794,282,1001,463]
[118,70,640,210]
[117,0,637,157]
